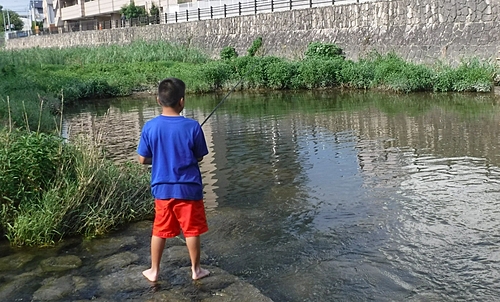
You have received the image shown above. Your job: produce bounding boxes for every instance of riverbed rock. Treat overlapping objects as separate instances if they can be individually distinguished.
[81,235,137,258]
[98,264,151,293]
[164,245,209,267]
[32,275,87,301]
[95,251,139,271]
[39,255,82,272]
[0,252,35,271]
[0,275,37,301]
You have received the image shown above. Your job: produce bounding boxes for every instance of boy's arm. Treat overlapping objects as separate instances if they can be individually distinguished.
[138,155,152,165]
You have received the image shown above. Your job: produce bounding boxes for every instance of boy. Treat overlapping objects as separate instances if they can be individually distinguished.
[137,77,210,282]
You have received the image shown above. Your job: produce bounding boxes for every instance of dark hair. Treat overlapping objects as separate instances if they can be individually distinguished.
[157,78,185,107]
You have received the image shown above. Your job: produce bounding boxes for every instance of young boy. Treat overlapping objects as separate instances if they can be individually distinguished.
[137,77,210,282]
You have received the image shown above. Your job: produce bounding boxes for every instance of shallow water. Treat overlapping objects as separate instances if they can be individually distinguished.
[7,89,500,301]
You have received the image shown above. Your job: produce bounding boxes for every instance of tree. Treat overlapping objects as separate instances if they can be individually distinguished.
[120,1,147,19]
[149,3,160,24]
[0,7,24,32]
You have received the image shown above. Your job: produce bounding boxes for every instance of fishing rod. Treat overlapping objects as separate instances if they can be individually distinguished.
[200,43,268,127]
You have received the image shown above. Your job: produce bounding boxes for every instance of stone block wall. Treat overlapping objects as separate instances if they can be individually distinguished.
[6,0,500,64]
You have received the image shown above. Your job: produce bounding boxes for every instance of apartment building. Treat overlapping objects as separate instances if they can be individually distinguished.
[42,0,178,29]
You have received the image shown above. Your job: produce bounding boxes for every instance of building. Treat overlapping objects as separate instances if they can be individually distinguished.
[42,0,176,31]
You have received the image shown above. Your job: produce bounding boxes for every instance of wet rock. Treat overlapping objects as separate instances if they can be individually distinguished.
[95,251,139,271]
[39,255,82,272]
[0,253,35,271]
[81,236,137,258]
[99,264,151,293]
[164,246,208,267]
[203,281,274,302]
[32,275,87,301]
[0,275,36,300]
[167,266,273,302]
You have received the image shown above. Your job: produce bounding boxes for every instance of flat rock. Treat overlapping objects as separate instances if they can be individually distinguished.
[39,255,82,272]
[32,275,87,301]
[95,251,139,271]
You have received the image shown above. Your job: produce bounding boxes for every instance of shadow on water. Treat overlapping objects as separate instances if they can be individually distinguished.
[2,89,500,301]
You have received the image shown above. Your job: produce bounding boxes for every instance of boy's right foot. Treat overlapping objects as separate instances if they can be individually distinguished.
[142,268,158,282]
[192,267,210,280]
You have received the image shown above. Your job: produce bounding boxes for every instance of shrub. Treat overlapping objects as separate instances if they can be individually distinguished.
[247,37,263,57]
[304,42,344,59]
[201,61,233,90]
[296,57,344,89]
[220,46,238,60]
[339,59,376,89]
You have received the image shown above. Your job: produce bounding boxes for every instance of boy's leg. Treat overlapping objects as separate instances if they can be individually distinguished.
[185,236,210,280]
[143,235,166,282]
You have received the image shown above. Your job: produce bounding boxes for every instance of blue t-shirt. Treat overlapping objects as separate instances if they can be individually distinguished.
[137,115,209,200]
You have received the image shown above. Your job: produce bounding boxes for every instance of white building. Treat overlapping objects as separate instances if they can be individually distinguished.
[42,0,176,30]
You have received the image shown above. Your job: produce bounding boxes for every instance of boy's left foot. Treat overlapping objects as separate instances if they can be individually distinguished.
[192,268,210,280]
[143,268,158,282]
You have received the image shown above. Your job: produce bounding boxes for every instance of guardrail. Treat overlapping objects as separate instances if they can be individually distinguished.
[166,0,357,23]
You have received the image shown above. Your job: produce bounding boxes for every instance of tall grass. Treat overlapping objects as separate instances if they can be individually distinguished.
[0,130,153,246]
[0,101,152,246]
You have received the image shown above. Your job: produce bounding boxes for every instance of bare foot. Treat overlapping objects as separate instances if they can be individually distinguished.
[192,267,210,280]
[142,268,158,282]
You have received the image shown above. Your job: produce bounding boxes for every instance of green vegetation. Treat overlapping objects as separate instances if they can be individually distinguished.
[0,38,498,246]
[0,125,152,246]
[120,1,147,19]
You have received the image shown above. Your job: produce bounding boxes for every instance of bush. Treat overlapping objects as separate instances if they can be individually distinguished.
[247,37,263,57]
[201,61,233,90]
[220,46,238,60]
[296,57,344,89]
[305,42,344,59]
[340,59,376,89]
[371,52,433,92]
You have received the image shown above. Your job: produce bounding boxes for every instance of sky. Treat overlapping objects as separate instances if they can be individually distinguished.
[0,0,31,14]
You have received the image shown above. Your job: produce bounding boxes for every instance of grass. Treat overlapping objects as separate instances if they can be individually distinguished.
[0,124,153,246]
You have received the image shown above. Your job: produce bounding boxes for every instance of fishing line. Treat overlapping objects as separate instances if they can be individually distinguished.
[200,45,269,127]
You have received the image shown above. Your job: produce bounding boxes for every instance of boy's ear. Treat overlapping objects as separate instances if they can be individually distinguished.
[179,97,185,107]
[156,96,161,105]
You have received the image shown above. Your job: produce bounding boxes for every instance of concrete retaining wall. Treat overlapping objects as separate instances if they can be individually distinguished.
[6,0,500,64]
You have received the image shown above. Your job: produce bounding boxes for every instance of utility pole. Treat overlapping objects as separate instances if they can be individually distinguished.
[2,10,7,40]
[7,9,11,32]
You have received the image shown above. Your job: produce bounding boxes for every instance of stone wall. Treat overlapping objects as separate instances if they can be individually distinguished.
[6,0,500,64]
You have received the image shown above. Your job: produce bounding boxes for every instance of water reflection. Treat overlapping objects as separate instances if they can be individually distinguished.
[62,90,500,301]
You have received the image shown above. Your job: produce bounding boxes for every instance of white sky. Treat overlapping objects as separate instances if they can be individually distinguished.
[0,0,30,14]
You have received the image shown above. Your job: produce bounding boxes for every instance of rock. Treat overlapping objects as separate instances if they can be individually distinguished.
[39,255,82,272]
[163,246,209,267]
[99,264,151,293]
[0,253,35,271]
[32,275,87,301]
[95,251,139,271]
[81,236,137,258]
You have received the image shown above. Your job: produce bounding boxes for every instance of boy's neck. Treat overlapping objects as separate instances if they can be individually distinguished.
[161,106,182,116]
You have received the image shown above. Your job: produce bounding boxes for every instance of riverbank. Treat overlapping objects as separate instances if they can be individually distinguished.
[0,220,273,301]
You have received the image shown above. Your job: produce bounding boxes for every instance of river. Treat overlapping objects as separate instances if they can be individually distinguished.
[4,89,500,301]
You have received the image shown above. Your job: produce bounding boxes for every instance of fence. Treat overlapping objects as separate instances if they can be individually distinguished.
[166,0,360,23]
[5,0,364,39]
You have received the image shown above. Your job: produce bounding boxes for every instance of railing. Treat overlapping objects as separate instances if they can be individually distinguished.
[166,0,350,23]
[5,0,365,39]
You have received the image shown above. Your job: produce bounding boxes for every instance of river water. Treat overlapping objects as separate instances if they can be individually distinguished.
[13,90,500,301]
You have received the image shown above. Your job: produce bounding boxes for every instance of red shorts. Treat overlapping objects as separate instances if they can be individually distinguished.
[153,198,208,238]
